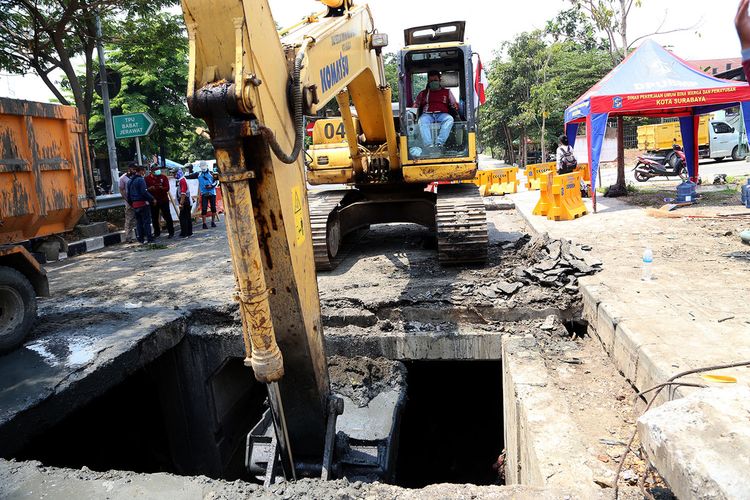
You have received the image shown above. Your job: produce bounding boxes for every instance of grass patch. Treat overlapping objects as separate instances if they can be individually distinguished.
[623,185,739,208]
[136,243,169,251]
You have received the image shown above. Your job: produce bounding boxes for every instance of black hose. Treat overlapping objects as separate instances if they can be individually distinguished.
[260,45,307,164]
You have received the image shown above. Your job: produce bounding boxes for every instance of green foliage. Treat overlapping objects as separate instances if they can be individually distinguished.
[0,0,176,115]
[383,52,400,102]
[479,10,613,162]
[86,12,212,164]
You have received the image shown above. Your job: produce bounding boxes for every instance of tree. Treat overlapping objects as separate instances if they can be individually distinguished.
[383,52,399,102]
[0,0,174,117]
[86,12,212,164]
[480,11,612,166]
[570,0,643,64]
[571,0,698,196]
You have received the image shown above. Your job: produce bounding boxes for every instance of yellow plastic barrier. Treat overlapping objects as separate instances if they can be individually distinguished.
[532,171,554,216]
[458,166,519,196]
[489,167,519,195]
[574,162,591,183]
[525,162,556,190]
[547,171,587,221]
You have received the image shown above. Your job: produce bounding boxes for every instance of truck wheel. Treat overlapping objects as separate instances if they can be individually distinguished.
[0,266,37,354]
[732,145,747,161]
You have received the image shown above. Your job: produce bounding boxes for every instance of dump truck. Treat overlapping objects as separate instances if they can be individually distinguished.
[637,117,745,161]
[0,97,95,353]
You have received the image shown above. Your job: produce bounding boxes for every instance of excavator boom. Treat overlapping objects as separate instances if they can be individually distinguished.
[182,0,335,477]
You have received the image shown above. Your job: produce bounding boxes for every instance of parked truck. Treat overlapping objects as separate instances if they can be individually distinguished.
[637,117,746,161]
[0,97,95,352]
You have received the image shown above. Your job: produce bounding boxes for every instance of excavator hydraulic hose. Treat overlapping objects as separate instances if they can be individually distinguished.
[259,41,309,164]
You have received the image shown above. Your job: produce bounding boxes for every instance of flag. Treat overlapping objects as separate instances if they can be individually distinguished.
[474,55,488,108]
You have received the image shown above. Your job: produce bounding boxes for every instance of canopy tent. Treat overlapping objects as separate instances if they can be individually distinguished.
[564,39,750,211]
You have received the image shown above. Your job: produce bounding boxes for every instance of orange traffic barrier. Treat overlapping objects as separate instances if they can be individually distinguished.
[215,185,225,214]
[532,171,554,216]
[525,162,556,190]
[547,171,587,221]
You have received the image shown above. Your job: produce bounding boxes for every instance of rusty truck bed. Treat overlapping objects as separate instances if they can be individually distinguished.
[0,98,95,245]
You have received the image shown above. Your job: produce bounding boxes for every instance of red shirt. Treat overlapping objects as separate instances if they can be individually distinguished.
[414,87,458,114]
[145,174,170,203]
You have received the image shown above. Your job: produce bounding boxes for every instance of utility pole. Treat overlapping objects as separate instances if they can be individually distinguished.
[96,12,119,194]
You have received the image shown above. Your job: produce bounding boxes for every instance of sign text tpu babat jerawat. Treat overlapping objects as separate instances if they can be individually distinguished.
[112,112,155,140]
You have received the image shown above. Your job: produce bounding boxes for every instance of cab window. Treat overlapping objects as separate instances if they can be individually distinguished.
[712,122,733,134]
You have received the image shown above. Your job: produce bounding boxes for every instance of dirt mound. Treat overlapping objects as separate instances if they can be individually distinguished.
[328,356,406,407]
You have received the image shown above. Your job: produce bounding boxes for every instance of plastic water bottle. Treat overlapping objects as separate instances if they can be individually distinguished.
[642,248,653,281]
[741,178,750,208]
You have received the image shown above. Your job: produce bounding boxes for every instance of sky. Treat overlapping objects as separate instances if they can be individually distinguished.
[0,0,745,101]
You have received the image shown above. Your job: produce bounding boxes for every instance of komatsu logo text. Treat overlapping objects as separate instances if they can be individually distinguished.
[320,53,349,93]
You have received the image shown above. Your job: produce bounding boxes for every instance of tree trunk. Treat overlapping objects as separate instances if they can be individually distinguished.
[620,0,628,60]
[503,124,516,165]
[51,29,86,115]
[541,113,547,162]
[606,116,628,197]
[521,127,528,167]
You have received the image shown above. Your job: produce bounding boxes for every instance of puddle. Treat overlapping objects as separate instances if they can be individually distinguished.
[25,336,99,368]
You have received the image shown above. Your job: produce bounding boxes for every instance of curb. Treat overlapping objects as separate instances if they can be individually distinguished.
[66,231,125,258]
[512,194,542,236]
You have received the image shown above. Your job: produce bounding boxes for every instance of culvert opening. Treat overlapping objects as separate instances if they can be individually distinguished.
[14,340,266,481]
[564,318,589,338]
[395,360,504,487]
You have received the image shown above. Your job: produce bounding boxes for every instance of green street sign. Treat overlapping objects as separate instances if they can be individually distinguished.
[112,112,155,140]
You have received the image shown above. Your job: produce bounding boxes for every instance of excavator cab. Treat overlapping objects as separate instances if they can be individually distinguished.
[398,21,478,179]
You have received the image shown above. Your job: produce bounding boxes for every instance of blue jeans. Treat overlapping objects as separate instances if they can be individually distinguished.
[134,206,154,243]
[419,112,454,146]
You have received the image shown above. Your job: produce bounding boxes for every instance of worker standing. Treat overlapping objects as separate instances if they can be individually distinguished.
[197,162,218,229]
[737,0,750,81]
[145,166,175,238]
[556,135,578,175]
[176,170,193,238]
[128,165,156,244]
[118,163,138,243]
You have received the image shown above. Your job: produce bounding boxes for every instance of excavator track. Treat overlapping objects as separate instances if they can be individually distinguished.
[435,184,488,265]
[309,190,349,271]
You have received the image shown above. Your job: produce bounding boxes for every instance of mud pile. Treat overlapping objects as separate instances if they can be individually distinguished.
[328,356,406,407]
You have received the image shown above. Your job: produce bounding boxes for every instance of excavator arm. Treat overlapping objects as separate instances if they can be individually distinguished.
[180,0,394,480]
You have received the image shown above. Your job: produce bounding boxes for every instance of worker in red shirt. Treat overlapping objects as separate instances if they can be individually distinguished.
[413,71,460,150]
[145,165,174,238]
[737,1,750,81]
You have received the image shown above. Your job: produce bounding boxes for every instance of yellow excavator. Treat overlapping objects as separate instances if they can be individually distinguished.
[180,0,485,481]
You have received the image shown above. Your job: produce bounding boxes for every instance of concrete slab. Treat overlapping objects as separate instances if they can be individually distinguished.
[501,336,635,498]
[638,387,750,500]
[0,230,238,456]
[0,307,185,455]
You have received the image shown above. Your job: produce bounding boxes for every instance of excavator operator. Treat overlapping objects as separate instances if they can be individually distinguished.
[414,70,460,150]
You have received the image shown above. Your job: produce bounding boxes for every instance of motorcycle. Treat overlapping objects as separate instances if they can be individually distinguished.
[633,144,688,182]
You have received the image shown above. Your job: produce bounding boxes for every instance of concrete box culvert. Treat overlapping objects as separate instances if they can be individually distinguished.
[5,281,593,495]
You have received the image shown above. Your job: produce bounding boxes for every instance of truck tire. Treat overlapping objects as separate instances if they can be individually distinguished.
[0,266,37,354]
[732,145,747,161]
